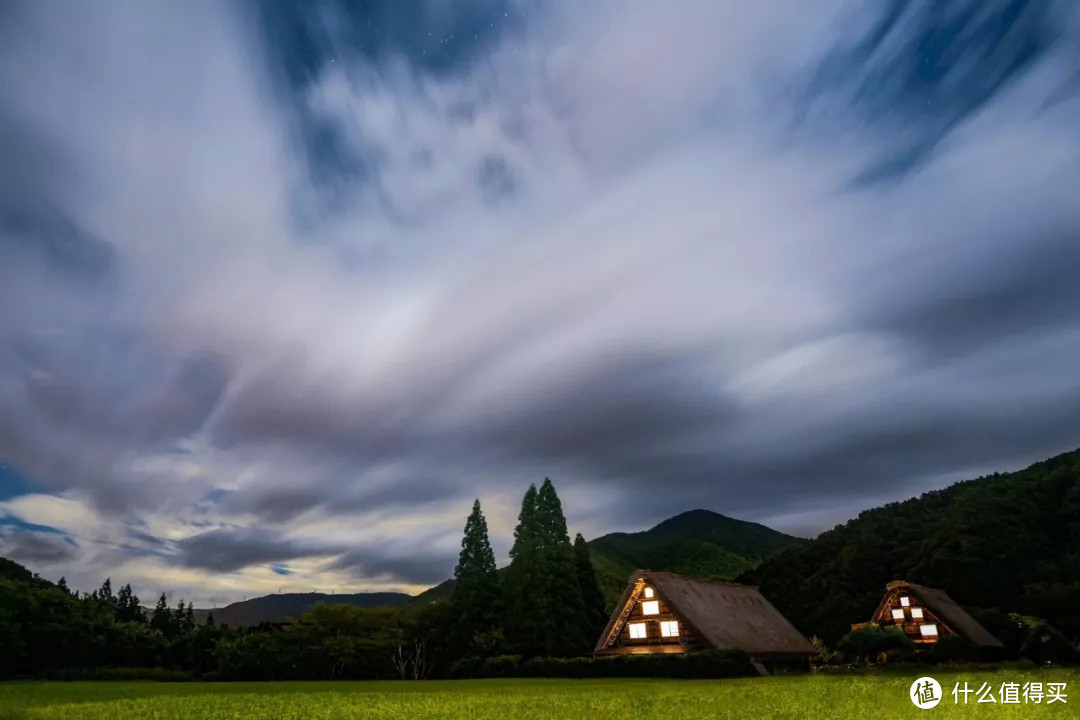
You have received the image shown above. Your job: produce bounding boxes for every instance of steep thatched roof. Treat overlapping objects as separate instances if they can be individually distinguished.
[595,570,815,657]
[878,581,1003,648]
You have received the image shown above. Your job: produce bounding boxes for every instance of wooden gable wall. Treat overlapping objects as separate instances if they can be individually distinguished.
[872,587,953,644]
[598,578,700,655]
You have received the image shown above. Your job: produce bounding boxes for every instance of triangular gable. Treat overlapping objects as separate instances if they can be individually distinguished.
[871,584,956,642]
[594,574,702,652]
[595,570,815,657]
[872,581,1003,647]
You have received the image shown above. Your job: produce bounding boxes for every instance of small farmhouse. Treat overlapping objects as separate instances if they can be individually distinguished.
[593,570,814,671]
[855,580,1003,648]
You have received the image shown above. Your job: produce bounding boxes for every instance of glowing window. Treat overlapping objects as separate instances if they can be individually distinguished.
[911,608,924,620]
[629,622,647,639]
[660,621,679,638]
[919,624,938,638]
[900,596,910,607]
[644,587,655,598]
[641,600,660,615]
[891,609,905,621]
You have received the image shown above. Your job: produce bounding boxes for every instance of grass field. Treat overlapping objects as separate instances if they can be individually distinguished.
[1,668,1076,719]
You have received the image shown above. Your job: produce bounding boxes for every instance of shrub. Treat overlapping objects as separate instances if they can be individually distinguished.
[44,666,194,682]
[452,650,755,679]
[836,624,913,662]
[928,634,976,664]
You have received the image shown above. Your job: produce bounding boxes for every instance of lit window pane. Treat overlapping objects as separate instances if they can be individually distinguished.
[891,609,905,621]
[660,621,679,638]
[629,622,647,639]
[644,587,654,598]
[900,596,910,607]
[919,624,938,637]
[641,600,660,615]
[911,608,924,620]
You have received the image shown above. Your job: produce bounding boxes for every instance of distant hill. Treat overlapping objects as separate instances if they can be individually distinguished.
[193,591,412,626]
[587,509,805,604]
[740,447,1080,643]
[414,508,804,607]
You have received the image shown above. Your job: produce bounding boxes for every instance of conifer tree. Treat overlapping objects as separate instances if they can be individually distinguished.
[205,611,216,629]
[574,533,607,645]
[534,478,588,655]
[93,577,114,604]
[57,576,68,593]
[150,593,172,634]
[449,499,501,655]
[183,602,196,633]
[120,583,145,623]
[503,484,546,654]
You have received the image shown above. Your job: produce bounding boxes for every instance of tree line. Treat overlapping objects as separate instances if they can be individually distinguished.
[0,478,608,680]
[447,478,608,659]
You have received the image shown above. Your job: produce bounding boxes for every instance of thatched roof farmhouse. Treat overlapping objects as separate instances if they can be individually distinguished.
[594,570,814,672]
[856,580,1003,648]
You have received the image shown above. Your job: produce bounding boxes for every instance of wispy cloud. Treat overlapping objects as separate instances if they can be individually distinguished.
[1,0,1078,604]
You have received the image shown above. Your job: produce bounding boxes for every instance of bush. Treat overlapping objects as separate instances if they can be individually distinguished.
[836,624,913,661]
[451,650,755,679]
[928,635,976,664]
[43,666,194,682]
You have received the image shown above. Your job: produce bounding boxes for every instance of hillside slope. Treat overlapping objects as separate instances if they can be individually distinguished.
[414,508,804,607]
[740,448,1080,642]
[587,509,804,604]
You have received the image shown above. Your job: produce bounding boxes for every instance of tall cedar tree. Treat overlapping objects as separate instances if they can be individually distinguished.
[449,499,501,655]
[573,532,607,643]
[505,479,591,656]
[150,593,172,634]
[116,583,143,624]
[503,484,545,654]
[534,478,588,655]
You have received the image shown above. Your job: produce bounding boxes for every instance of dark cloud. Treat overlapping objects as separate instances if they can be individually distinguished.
[1,0,1079,603]
[331,546,459,586]
[0,527,78,565]
[172,528,345,573]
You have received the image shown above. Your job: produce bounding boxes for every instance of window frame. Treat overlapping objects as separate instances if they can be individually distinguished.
[628,622,647,640]
[641,600,660,616]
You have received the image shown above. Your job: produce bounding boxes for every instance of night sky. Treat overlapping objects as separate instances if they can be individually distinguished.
[1,0,1079,606]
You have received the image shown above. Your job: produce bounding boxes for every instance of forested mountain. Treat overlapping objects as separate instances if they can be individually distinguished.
[740,448,1080,643]
[587,509,804,604]
[415,508,804,607]
[190,592,411,626]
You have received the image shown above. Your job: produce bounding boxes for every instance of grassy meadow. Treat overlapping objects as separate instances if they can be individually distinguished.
[1,668,1076,720]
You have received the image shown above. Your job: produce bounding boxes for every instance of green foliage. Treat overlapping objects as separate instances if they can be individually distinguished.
[587,509,803,605]
[836,624,913,660]
[115,584,143,624]
[534,479,588,655]
[503,483,544,654]
[742,448,1080,643]
[450,500,501,656]
[2,672,1079,720]
[809,635,842,667]
[928,634,976,664]
[573,533,606,641]
[503,480,590,656]
[453,649,754,678]
[149,594,172,635]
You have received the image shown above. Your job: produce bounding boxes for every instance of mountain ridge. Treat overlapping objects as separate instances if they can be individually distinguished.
[413,507,805,607]
[740,446,1080,642]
